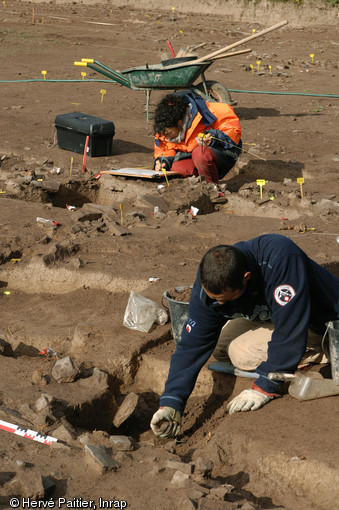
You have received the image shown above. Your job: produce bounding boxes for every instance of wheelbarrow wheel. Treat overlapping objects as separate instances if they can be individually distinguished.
[195,80,236,105]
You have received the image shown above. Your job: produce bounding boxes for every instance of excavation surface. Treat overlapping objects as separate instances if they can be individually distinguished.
[0,1,339,509]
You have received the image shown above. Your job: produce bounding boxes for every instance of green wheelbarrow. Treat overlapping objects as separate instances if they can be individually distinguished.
[74,21,289,121]
[74,56,239,121]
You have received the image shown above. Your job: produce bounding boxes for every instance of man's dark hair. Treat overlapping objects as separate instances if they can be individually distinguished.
[153,93,187,134]
[200,245,248,293]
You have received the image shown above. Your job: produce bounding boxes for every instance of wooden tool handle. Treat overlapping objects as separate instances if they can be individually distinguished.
[210,48,252,61]
[170,20,288,68]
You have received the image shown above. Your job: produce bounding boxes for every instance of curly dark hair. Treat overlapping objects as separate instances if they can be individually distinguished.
[153,93,188,134]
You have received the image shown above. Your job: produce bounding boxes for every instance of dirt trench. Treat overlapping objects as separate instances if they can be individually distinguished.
[1,2,339,508]
[1,239,339,510]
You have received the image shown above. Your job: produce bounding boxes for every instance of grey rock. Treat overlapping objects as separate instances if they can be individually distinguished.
[257,197,272,205]
[113,392,139,428]
[15,175,33,185]
[53,423,76,442]
[110,435,134,451]
[108,223,130,236]
[51,356,79,383]
[35,393,54,412]
[32,413,54,429]
[78,432,92,446]
[19,403,38,422]
[207,484,234,500]
[166,460,194,475]
[41,180,61,193]
[15,465,45,499]
[0,406,29,425]
[72,210,103,222]
[138,194,169,213]
[85,444,120,472]
[171,470,191,488]
[78,367,109,391]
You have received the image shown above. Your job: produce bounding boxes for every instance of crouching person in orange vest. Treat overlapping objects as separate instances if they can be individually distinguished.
[153,92,242,184]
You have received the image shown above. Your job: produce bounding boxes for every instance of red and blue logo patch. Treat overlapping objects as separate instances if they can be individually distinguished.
[274,284,296,306]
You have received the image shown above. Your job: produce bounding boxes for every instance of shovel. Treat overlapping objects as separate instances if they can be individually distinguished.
[268,371,339,401]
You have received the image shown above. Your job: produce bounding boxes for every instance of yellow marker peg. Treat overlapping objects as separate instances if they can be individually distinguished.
[256,60,261,72]
[172,6,175,13]
[3,291,10,295]
[179,30,183,34]
[81,72,86,80]
[297,177,305,198]
[0,190,6,193]
[162,168,169,187]
[11,258,21,263]
[269,65,272,75]
[310,53,314,63]
[3,2,6,7]
[252,28,256,34]
[41,16,44,24]
[41,70,47,80]
[70,156,73,177]
[250,64,254,74]
[120,203,123,225]
[109,9,112,16]
[256,179,266,199]
[100,89,106,103]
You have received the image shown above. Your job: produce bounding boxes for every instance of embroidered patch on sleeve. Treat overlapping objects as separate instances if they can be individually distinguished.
[185,318,196,333]
[274,285,296,306]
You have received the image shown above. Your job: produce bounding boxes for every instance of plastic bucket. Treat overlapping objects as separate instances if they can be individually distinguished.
[326,320,339,384]
[162,287,191,344]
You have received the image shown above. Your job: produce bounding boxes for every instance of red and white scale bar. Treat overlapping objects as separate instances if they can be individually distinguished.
[0,419,58,446]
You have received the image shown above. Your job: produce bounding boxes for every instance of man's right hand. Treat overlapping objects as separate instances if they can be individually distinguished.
[155,160,166,172]
[150,406,181,438]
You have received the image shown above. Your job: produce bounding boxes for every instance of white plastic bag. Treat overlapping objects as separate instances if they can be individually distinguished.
[123,291,168,333]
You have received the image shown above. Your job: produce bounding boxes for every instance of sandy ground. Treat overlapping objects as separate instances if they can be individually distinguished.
[0,1,339,510]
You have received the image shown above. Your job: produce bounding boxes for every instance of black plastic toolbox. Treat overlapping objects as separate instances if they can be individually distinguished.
[55,112,115,157]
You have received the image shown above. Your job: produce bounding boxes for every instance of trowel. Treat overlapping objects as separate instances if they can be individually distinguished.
[268,371,339,401]
[208,361,259,379]
[208,361,339,401]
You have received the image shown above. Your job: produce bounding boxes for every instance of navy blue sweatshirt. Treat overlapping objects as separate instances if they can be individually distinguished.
[160,234,339,413]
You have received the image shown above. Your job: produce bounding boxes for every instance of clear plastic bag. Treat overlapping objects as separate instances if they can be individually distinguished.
[123,291,168,333]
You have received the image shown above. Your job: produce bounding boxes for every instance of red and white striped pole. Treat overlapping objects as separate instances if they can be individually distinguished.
[0,419,58,446]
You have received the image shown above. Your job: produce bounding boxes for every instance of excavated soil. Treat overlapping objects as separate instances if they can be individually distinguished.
[0,1,339,509]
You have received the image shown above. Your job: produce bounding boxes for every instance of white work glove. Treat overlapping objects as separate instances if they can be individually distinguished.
[150,406,181,438]
[227,389,274,414]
